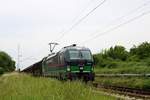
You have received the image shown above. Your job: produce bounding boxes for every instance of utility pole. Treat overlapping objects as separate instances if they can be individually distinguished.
[17,44,22,71]
[48,42,59,54]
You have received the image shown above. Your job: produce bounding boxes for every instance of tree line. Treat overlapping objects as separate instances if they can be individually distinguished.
[93,42,150,68]
[0,51,15,75]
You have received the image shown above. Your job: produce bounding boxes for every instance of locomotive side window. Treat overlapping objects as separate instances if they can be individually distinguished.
[59,53,64,64]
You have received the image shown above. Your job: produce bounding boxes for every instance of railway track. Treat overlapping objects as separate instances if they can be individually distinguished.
[92,82,150,99]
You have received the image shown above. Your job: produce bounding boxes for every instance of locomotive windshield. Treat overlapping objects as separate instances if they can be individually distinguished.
[69,50,92,60]
[69,50,80,59]
[80,51,92,60]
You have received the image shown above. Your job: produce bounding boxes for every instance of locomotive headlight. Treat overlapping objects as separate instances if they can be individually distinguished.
[67,66,70,71]
[80,67,83,70]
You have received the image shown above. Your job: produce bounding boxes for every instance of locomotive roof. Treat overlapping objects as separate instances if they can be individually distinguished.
[45,53,57,60]
[21,60,42,71]
[59,46,90,53]
[44,45,90,60]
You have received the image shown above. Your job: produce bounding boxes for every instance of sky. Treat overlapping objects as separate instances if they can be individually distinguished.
[0,0,150,70]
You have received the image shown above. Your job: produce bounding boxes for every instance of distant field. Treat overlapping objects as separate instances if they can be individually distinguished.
[0,73,116,100]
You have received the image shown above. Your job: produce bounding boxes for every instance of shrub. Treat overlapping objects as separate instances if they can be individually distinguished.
[105,46,129,61]
[145,58,150,66]
[106,61,118,68]
[0,67,4,75]
[127,55,140,62]
[0,51,15,73]
[130,42,150,59]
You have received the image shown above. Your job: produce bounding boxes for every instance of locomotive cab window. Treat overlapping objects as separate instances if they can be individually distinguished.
[69,50,92,60]
[81,50,92,60]
[69,50,80,59]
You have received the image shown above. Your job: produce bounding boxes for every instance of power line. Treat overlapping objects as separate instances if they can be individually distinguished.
[107,0,150,25]
[55,0,96,42]
[56,0,107,42]
[17,44,22,71]
[80,10,150,45]
[88,0,150,37]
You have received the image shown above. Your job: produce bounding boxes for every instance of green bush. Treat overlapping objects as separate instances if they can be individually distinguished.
[146,60,150,67]
[0,67,4,75]
[127,55,140,62]
[106,61,118,68]
[0,51,15,73]
[104,46,129,61]
[130,42,150,59]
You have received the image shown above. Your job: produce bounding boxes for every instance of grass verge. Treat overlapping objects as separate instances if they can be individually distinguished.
[0,73,116,100]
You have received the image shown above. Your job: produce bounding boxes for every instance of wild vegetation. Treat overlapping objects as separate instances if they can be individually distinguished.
[93,42,150,90]
[93,42,150,74]
[0,51,15,75]
[0,73,116,100]
[95,77,150,90]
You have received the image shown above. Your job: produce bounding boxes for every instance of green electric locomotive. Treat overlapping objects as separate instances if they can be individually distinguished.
[22,44,95,81]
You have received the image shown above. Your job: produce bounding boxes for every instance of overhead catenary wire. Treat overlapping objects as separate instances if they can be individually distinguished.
[54,0,96,42]
[80,10,150,45]
[56,0,107,42]
[88,0,150,37]
[108,0,150,25]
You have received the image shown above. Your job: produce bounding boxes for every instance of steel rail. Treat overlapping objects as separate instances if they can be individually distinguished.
[92,82,150,99]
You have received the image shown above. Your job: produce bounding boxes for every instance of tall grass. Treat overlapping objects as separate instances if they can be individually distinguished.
[95,61,150,74]
[95,77,150,90]
[0,73,115,100]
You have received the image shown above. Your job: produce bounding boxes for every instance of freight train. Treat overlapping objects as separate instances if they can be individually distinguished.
[22,44,95,81]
